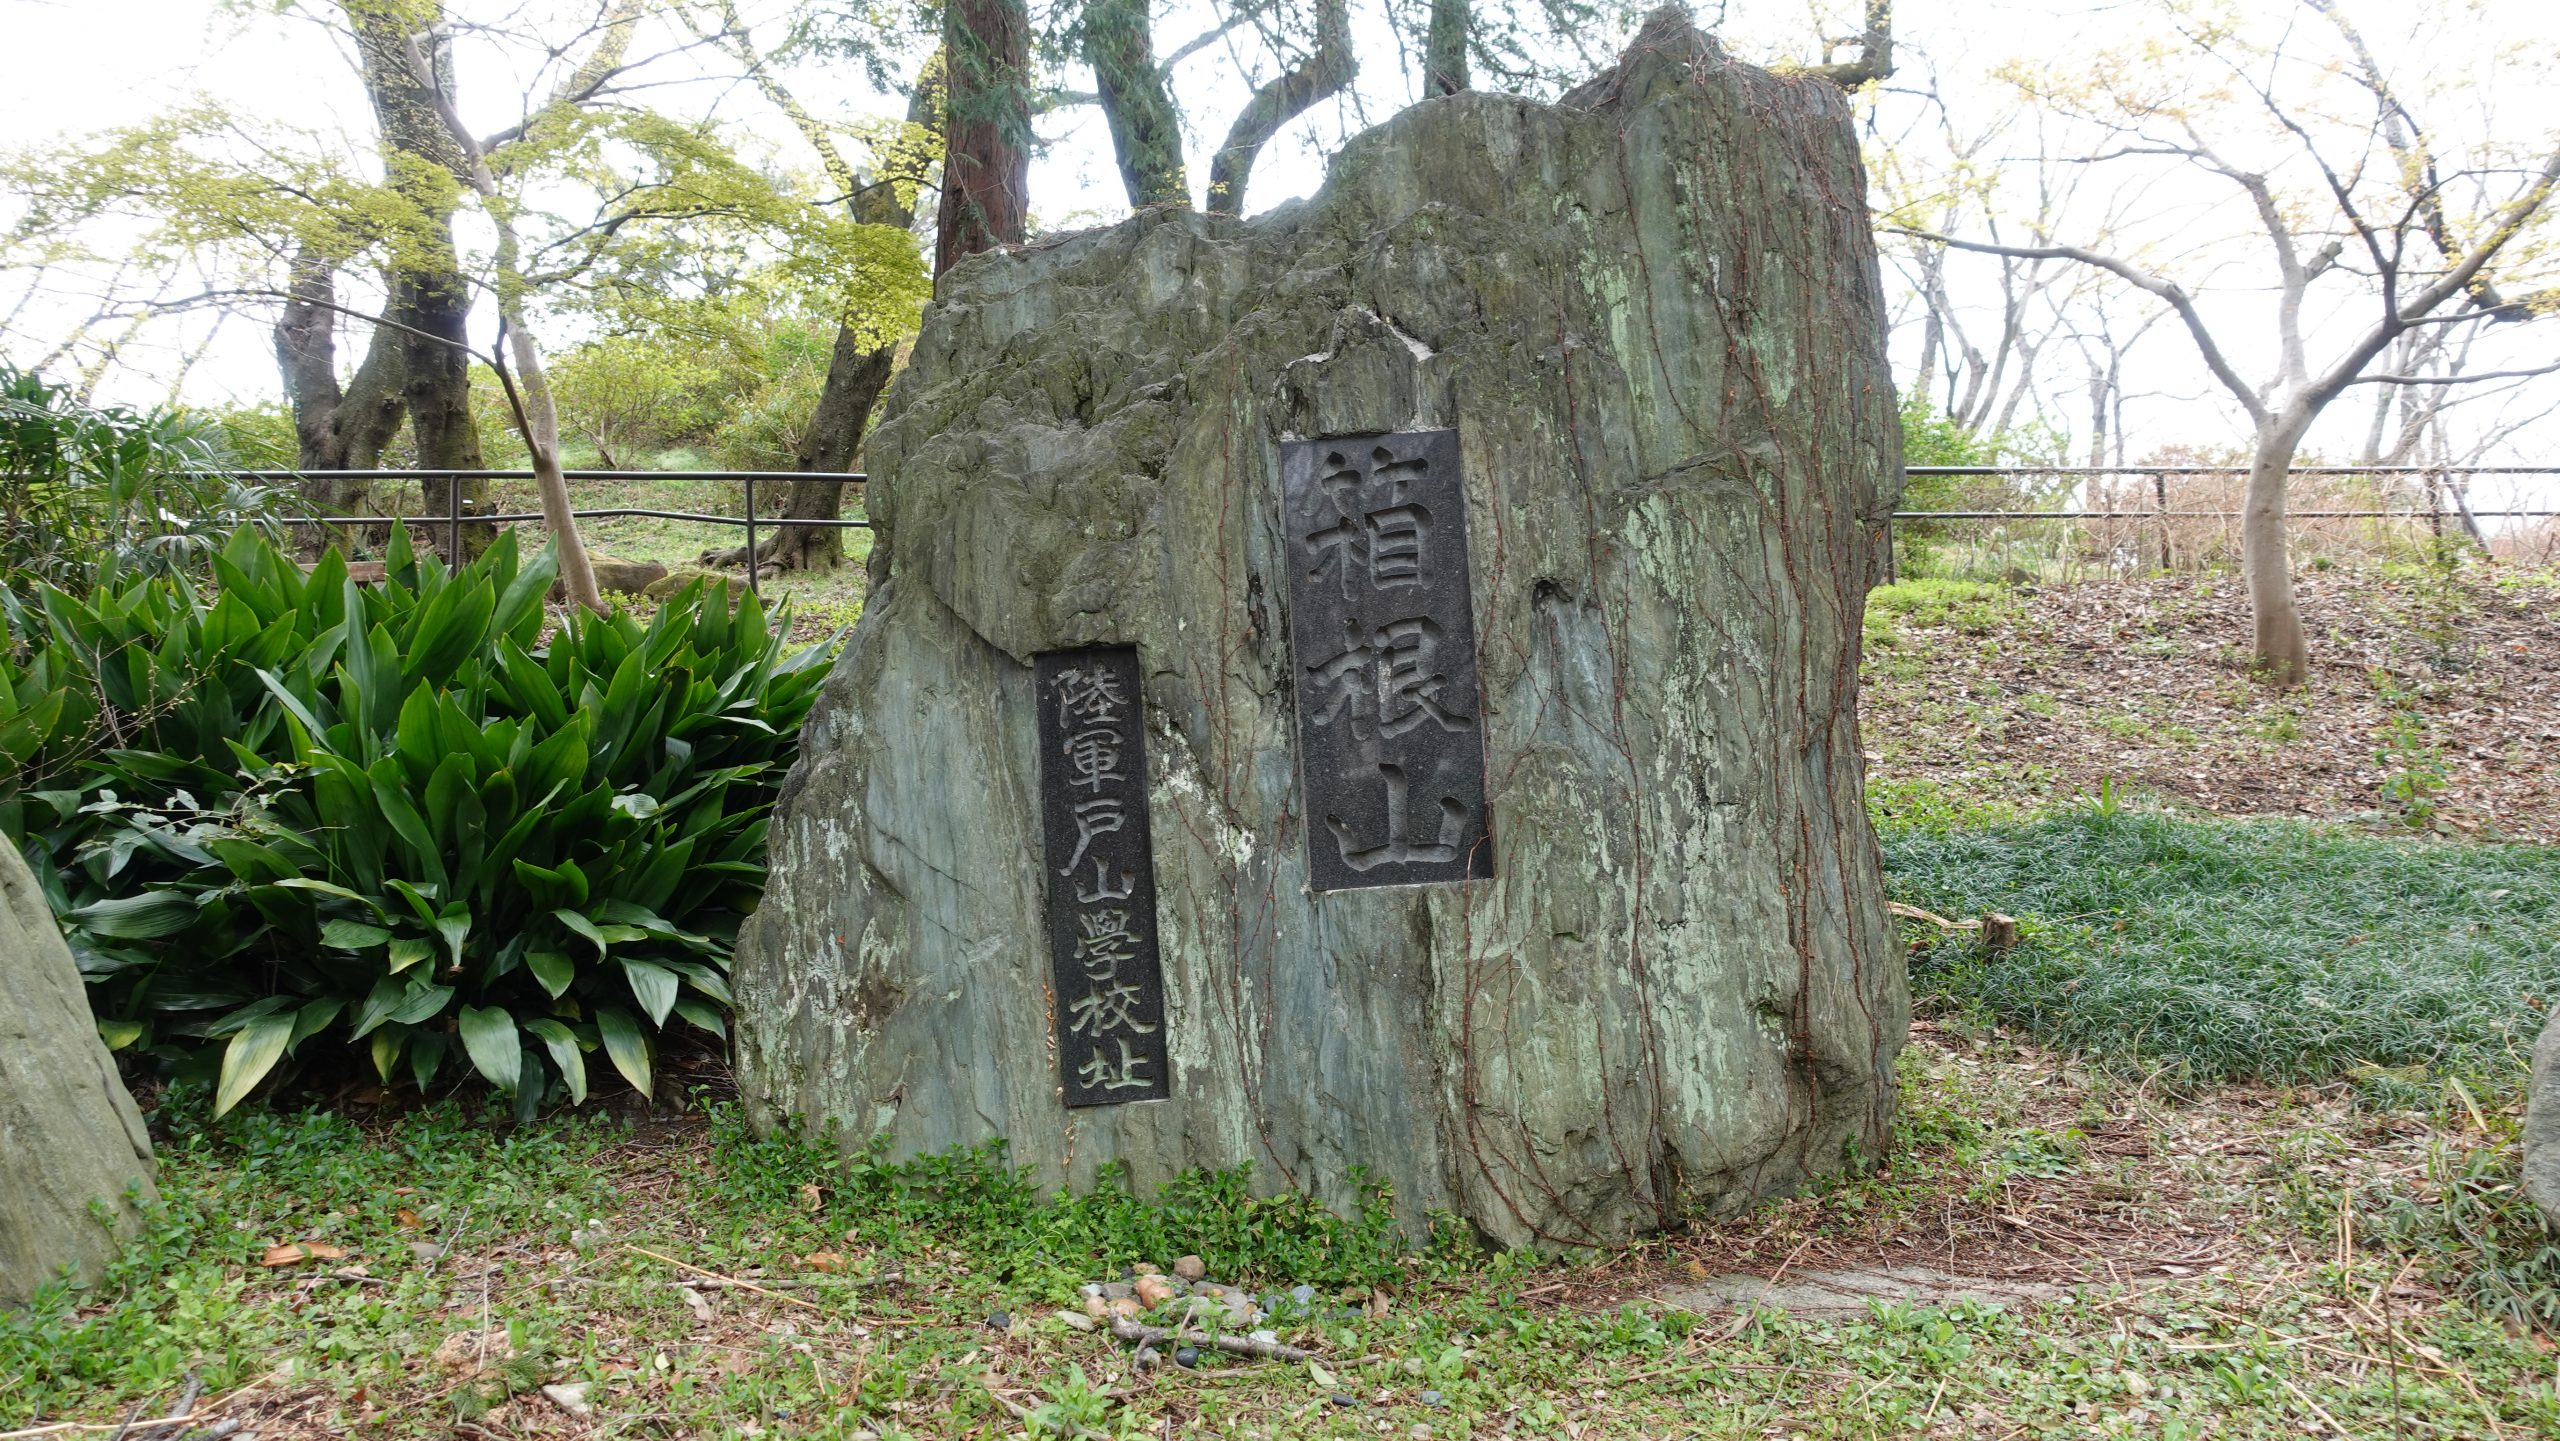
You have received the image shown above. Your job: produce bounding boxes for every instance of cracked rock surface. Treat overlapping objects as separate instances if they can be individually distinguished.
[734,13,1906,1248]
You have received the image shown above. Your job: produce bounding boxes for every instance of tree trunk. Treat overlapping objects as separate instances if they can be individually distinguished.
[704,66,941,575]
[1206,0,1353,217]
[936,0,1030,281]
[2243,412,2315,686]
[393,23,603,611]
[704,327,895,573]
[1086,0,1189,208]
[273,249,407,544]
[737,14,1904,1250]
[353,2,493,562]
[1423,0,1469,95]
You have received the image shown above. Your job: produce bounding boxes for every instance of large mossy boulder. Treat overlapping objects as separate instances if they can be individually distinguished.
[2,843,156,1306]
[734,13,1906,1247]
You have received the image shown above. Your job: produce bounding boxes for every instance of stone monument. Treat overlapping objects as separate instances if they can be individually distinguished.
[734,12,1907,1247]
[3,843,157,1306]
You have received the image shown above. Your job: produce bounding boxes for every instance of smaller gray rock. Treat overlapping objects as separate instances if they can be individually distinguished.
[643,567,725,600]
[3,843,156,1306]
[2525,1008,2560,1231]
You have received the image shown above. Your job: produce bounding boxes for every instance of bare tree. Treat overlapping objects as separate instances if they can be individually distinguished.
[1205,0,1355,217]
[1898,0,2560,684]
[398,6,652,610]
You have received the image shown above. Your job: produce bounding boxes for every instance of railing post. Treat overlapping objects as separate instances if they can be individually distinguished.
[743,473,758,597]
[447,474,462,566]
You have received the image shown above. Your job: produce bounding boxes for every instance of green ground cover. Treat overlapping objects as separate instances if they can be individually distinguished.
[1884,809,2560,1097]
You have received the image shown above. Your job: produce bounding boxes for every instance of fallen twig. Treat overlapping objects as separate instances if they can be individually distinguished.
[621,1245,822,1311]
[1106,1317,1314,1363]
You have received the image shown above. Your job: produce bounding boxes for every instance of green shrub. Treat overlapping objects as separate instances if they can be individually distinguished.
[0,362,293,602]
[2,523,831,1114]
[1883,808,2560,1093]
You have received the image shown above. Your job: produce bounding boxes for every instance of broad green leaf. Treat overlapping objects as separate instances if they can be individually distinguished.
[458,1005,522,1094]
[369,762,445,888]
[619,958,679,1027]
[387,937,434,974]
[409,1028,448,1091]
[403,574,494,684]
[523,1017,587,1105]
[664,961,733,1006]
[96,1018,146,1050]
[275,877,385,912]
[251,666,329,740]
[525,949,575,999]
[611,791,661,820]
[433,904,472,967]
[215,1012,295,1116]
[672,995,725,1038]
[289,997,345,1047]
[596,1005,651,1099]
[556,908,610,954]
[387,982,455,1025]
[66,890,198,939]
[206,994,294,1037]
[369,1026,406,1083]
[349,974,405,1040]
[320,919,394,950]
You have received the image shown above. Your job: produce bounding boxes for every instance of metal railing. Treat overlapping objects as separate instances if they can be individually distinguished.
[1892,464,2559,521]
[233,469,869,596]
[233,463,2560,595]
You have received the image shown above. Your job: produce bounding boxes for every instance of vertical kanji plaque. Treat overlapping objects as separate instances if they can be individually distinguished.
[1033,645,1172,1105]
[1281,428,1494,893]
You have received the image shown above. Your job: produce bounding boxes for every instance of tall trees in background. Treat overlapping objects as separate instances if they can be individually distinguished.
[936,0,1032,276]
[688,2,939,570]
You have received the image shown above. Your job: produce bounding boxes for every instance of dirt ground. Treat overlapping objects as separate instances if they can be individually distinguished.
[1859,563,2560,841]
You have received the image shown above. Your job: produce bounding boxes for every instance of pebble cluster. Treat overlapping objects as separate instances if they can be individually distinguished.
[1065,1255,1345,1367]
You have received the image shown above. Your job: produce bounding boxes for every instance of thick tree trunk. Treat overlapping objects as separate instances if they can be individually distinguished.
[273,250,407,539]
[354,2,493,562]
[2243,412,2315,686]
[737,15,1904,1249]
[936,0,1030,281]
[390,262,494,558]
[1423,0,1469,94]
[1086,0,1189,208]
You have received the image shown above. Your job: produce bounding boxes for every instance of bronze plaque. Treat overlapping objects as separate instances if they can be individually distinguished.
[1280,428,1494,892]
[1033,645,1171,1105]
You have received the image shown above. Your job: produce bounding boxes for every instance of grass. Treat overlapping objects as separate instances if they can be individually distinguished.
[1863,577,2022,649]
[1884,806,2560,1096]
[8,1041,2557,1438]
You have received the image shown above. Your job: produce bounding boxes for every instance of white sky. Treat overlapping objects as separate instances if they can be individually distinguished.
[2,0,2555,512]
